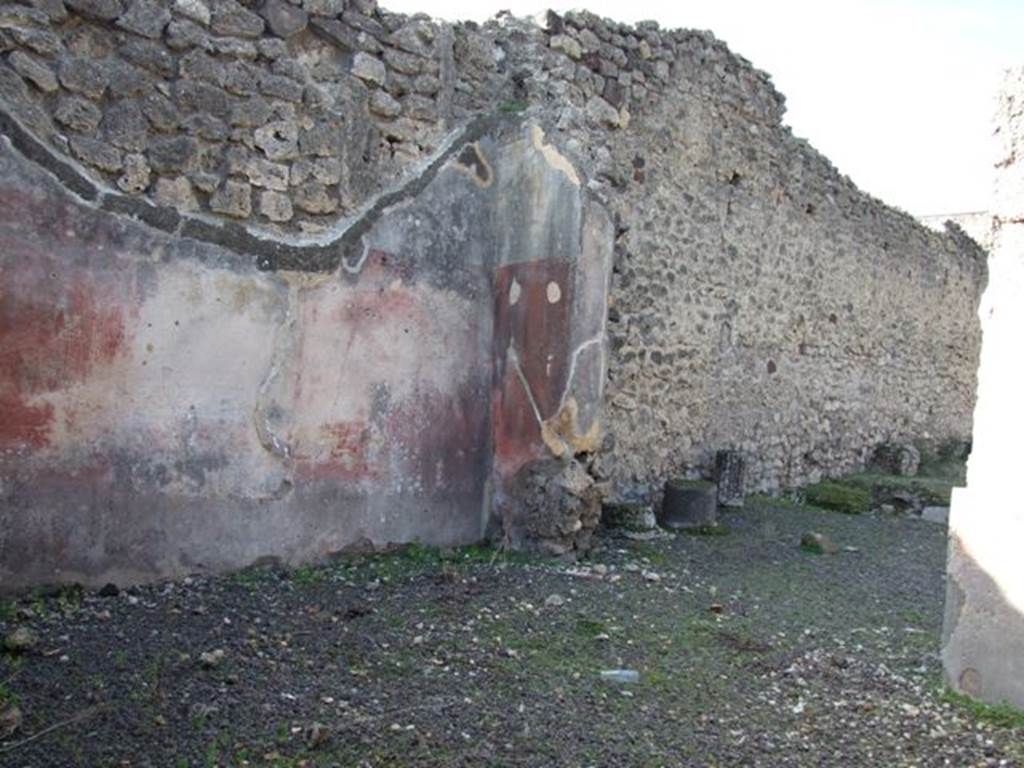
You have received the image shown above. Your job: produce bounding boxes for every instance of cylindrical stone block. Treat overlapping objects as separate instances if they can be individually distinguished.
[659,479,717,529]
[715,450,746,508]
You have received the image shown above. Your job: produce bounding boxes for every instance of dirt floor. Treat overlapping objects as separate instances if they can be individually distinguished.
[1,496,1022,767]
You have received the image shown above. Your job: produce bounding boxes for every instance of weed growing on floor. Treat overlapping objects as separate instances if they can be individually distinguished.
[941,689,1024,729]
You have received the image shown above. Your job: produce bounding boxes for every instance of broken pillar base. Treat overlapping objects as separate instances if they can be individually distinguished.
[715,450,746,508]
[659,479,717,530]
[499,457,607,557]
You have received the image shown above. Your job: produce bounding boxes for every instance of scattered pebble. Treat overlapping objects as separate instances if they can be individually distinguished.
[4,627,38,654]
[199,649,225,669]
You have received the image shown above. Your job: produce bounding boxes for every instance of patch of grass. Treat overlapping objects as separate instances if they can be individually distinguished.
[0,681,17,708]
[627,541,672,567]
[289,564,325,586]
[941,688,1024,729]
[803,481,871,515]
[745,493,805,511]
[574,617,608,638]
[56,584,83,614]
[204,733,225,768]
[227,564,280,591]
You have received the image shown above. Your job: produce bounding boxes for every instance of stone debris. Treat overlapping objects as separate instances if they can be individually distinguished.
[199,648,226,668]
[599,669,639,684]
[304,721,330,748]
[3,626,38,653]
[800,531,839,555]
[0,703,22,739]
[920,506,949,524]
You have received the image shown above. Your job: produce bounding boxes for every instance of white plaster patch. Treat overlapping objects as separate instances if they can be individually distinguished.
[529,124,581,187]
[509,277,521,306]
[546,281,562,304]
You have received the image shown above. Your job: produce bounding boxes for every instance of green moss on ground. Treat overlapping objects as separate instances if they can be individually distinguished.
[803,481,872,514]
[840,472,956,506]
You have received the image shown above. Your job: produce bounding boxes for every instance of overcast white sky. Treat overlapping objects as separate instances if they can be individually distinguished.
[386,0,1022,216]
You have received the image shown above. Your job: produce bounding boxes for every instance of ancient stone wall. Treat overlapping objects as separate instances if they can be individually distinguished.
[0,1,985,585]
[594,54,987,495]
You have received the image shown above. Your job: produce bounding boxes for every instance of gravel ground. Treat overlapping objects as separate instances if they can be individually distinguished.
[1,497,1021,767]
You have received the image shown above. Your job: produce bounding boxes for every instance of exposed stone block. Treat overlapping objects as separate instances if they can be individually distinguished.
[8,50,58,92]
[257,37,287,59]
[209,177,252,216]
[7,25,62,57]
[244,156,289,190]
[175,80,231,117]
[259,188,292,221]
[293,181,336,213]
[550,34,582,60]
[147,135,199,173]
[382,46,421,75]
[210,36,258,58]
[254,119,298,160]
[211,0,265,38]
[290,156,340,185]
[368,88,400,117]
[64,0,124,21]
[116,152,151,192]
[104,59,152,98]
[166,18,208,49]
[309,17,356,51]
[102,101,149,151]
[54,94,102,131]
[116,0,171,38]
[259,72,302,101]
[585,95,620,128]
[302,0,344,16]
[0,4,52,26]
[29,0,68,22]
[173,0,209,25]
[120,39,178,77]
[351,50,385,85]
[223,60,259,95]
[260,0,307,38]
[154,175,198,211]
[69,135,123,171]
[229,96,273,127]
